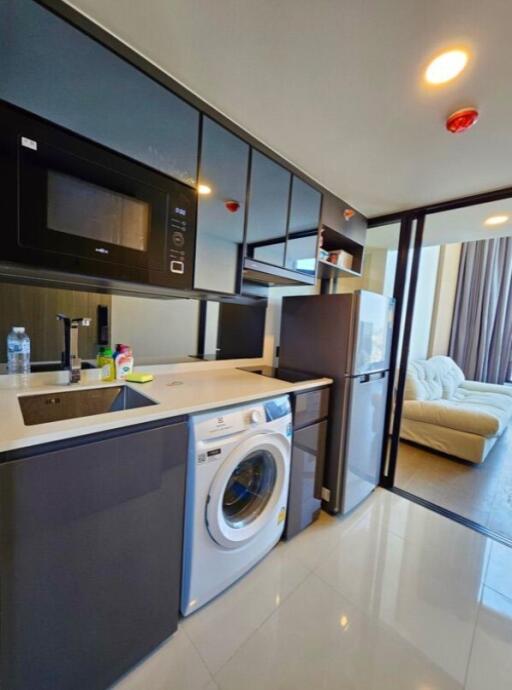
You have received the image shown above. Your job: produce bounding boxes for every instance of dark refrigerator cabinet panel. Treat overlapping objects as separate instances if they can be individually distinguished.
[0,419,188,690]
[279,291,394,515]
[279,294,354,379]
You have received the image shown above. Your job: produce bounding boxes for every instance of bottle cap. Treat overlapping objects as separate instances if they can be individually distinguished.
[13,327,25,333]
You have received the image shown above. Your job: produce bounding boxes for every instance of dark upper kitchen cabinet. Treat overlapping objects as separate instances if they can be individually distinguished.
[246,150,291,268]
[0,0,199,185]
[0,1,364,299]
[321,191,367,246]
[285,176,322,276]
[195,117,249,294]
[243,164,320,286]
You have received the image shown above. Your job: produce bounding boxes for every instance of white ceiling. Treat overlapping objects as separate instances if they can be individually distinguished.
[66,0,512,217]
[367,198,512,248]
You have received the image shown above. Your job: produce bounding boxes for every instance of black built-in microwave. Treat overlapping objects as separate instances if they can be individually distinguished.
[0,101,196,290]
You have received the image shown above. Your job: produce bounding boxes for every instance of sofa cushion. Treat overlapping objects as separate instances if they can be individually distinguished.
[405,356,465,401]
[403,386,512,437]
[434,356,466,398]
[405,360,442,401]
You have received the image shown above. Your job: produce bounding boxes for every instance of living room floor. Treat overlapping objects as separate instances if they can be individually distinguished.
[396,427,512,541]
[112,489,511,690]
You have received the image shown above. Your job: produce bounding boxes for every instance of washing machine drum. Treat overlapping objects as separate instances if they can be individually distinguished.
[206,433,289,549]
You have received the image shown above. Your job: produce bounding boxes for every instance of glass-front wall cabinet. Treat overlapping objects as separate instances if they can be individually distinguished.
[194,117,249,294]
[246,151,291,267]
[286,176,322,275]
[1,1,327,295]
[0,0,199,185]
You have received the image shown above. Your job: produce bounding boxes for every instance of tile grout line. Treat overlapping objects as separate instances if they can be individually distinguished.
[210,555,312,681]
[178,625,217,688]
[179,543,313,678]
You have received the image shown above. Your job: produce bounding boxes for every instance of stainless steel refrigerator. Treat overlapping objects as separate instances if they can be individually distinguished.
[279,291,395,514]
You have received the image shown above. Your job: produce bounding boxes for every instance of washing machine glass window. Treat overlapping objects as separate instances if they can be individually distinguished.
[206,433,289,549]
[223,449,277,529]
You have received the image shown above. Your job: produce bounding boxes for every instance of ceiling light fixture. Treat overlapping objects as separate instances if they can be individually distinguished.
[425,49,468,84]
[484,214,509,227]
[198,184,212,195]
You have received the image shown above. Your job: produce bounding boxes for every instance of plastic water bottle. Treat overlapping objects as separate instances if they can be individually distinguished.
[7,327,31,383]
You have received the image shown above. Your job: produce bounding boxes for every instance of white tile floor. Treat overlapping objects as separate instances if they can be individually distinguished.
[112,489,512,690]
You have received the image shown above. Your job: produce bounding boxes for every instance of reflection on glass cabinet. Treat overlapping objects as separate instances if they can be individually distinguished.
[0,0,199,184]
[286,176,321,275]
[0,283,266,370]
[246,151,291,267]
[195,117,249,293]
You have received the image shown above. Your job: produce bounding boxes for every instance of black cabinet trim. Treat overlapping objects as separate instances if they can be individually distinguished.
[237,146,253,293]
[282,173,294,268]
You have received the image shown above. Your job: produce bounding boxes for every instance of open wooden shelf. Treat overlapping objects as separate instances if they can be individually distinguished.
[319,225,364,277]
[317,258,362,280]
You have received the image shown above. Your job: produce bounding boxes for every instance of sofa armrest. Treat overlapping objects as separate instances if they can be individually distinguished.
[460,380,512,397]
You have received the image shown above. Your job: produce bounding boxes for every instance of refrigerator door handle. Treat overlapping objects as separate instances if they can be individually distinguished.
[359,371,387,383]
[369,371,387,381]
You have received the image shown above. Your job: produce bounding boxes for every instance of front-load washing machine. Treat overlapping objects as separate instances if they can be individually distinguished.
[181,395,292,616]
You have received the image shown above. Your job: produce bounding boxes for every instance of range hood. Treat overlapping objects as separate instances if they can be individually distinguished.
[242,257,316,287]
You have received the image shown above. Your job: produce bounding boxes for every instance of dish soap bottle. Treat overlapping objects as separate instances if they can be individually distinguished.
[7,326,31,385]
[97,346,115,382]
[114,344,134,380]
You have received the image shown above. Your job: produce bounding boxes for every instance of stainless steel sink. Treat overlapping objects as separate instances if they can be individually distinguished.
[18,386,157,426]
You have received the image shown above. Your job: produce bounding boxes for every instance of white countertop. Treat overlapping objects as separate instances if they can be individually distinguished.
[0,368,331,454]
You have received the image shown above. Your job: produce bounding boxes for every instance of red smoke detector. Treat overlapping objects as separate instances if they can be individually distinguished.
[224,200,240,213]
[446,107,479,134]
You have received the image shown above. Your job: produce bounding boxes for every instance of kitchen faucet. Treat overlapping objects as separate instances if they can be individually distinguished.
[57,314,92,384]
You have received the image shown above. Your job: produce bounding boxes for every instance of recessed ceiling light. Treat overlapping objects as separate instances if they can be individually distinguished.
[198,184,212,195]
[425,49,468,84]
[484,214,509,226]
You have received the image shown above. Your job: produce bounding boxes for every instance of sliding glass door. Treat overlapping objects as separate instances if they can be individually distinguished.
[381,197,512,545]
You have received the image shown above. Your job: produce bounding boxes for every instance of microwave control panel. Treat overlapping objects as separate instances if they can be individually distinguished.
[167,187,196,277]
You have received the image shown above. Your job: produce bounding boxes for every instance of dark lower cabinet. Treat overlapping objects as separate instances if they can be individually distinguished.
[284,387,330,540]
[0,418,188,690]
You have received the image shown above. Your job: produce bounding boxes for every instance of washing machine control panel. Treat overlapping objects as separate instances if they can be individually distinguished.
[195,396,291,442]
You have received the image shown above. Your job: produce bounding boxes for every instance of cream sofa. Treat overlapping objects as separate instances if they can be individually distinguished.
[401,356,512,463]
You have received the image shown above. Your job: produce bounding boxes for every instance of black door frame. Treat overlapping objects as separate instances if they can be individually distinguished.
[370,187,512,548]
[379,214,425,488]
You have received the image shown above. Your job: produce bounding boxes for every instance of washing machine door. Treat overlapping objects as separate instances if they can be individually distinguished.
[206,432,290,549]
